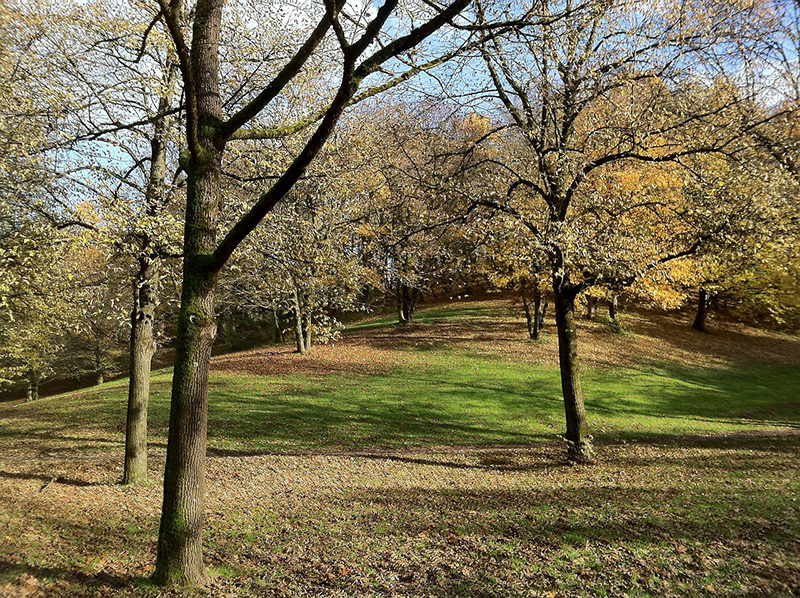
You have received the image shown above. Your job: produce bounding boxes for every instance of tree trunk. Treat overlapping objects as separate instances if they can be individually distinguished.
[397,281,411,324]
[608,295,618,321]
[553,286,592,461]
[303,310,312,351]
[521,281,543,340]
[585,296,597,320]
[123,258,159,485]
[692,288,710,332]
[153,2,225,574]
[26,369,39,402]
[123,48,174,485]
[533,289,545,339]
[539,296,548,331]
[153,255,217,586]
[272,308,283,343]
[397,302,406,324]
[403,296,414,322]
[293,289,306,354]
[398,284,420,323]
[520,281,535,339]
[93,341,105,385]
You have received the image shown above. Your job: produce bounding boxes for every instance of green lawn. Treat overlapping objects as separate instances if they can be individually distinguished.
[3,344,797,455]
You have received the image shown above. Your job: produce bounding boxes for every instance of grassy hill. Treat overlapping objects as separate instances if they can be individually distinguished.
[1,300,798,597]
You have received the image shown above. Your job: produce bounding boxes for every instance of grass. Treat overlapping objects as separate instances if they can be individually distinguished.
[0,299,798,597]
[3,350,797,455]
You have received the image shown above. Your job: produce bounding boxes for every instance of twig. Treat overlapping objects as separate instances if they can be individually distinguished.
[39,476,58,492]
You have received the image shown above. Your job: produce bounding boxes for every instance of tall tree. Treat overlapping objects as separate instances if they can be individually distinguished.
[150,0,475,585]
[467,0,781,460]
[8,0,186,483]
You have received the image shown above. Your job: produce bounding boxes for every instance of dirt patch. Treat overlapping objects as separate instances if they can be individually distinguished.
[211,341,419,378]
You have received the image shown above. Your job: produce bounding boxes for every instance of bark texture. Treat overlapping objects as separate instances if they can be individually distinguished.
[539,296,548,332]
[154,0,224,583]
[272,309,284,343]
[123,258,159,485]
[153,260,217,586]
[303,311,312,351]
[553,286,592,461]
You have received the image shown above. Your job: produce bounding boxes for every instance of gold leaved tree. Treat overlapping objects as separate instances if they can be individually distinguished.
[466,0,784,460]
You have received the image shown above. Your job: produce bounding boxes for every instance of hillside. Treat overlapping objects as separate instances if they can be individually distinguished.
[0,300,798,597]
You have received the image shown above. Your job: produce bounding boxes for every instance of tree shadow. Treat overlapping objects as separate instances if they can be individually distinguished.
[0,470,101,487]
[354,452,569,473]
[599,429,800,452]
[0,558,143,590]
[624,308,800,368]
[347,481,795,548]
[586,361,800,428]
[207,445,572,473]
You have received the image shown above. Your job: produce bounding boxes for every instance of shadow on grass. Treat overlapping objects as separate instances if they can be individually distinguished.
[353,320,524,355]
[2,342,798,457]
[350,485,796,547]
[0,558,143,590]
[347,304,507,331]
[627,308,800,368]
[202,368,563,450]
[206,447,572,473]
[203,358,800,451]
[356,451,570,473]
[599,429,800,451]
[0,470,102,487]
[587,362,800,428]
[344,442,799,547]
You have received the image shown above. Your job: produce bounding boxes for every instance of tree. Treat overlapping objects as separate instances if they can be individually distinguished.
[0,216,110,400]
[0,0,79,399]
[643,151,800,332]
[480,217,551,339]
[357,104,494,323]
[61,236,130,385]
[7,0,186,483]
[219,142,373,354]
[148,0,475,584]
[0,236,66,401]
[466,0,781,460]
